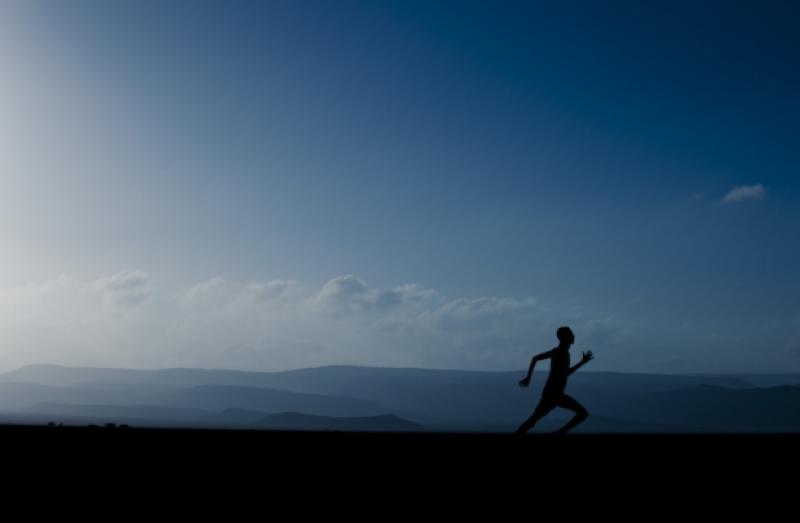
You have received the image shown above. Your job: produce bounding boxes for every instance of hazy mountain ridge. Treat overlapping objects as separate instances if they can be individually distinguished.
[2,365,800,432]
[625,384,800,431]
[0,380,391,419]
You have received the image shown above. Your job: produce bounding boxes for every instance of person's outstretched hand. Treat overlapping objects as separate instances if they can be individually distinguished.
[581,350,594,364]
[519,377,531,387]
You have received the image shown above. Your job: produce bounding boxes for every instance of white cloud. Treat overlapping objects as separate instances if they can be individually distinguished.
[393,283,439,303]
[246,279,298,302]
[0,272,556,371]
[722,184,766,204]
[313,275,438,314]
[182,277,232,308]
[315,274,371,311]
[435,296,537,321]
[95,270,153,307]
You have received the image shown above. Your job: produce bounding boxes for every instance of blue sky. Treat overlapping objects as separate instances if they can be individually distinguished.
[0,1,798,372]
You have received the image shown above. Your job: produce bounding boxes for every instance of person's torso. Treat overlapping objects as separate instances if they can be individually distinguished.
[544,348,570,392]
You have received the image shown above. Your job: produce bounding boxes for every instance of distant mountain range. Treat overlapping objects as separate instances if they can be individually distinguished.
[2,364,800,432]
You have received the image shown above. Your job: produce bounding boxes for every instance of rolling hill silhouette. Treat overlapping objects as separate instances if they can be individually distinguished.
[3,364,800,432]
[622,384,800,431]
[0,380,390,422]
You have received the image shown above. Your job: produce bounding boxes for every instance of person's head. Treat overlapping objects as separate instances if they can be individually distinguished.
[556,326,575,347]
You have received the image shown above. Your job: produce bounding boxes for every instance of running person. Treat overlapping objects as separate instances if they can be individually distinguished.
[515,326,593,435]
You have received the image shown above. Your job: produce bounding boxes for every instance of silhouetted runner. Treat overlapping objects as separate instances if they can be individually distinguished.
[515,326,593,435]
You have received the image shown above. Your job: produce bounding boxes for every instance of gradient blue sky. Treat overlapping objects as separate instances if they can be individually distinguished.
[0,1,798,372]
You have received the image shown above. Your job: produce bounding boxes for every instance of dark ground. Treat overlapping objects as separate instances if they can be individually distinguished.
[5,424,798,471]
[4,424,796,511]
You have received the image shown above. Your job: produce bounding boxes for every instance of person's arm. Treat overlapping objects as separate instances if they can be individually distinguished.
[518,349,555,387]
[567,351,594,376]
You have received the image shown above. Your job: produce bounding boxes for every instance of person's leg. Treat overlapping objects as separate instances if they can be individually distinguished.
[514,398,556,435]
[553,395,589,434]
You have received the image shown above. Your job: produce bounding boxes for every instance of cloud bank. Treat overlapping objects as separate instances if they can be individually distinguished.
[0,271,612,373]
[1,271,795,373]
